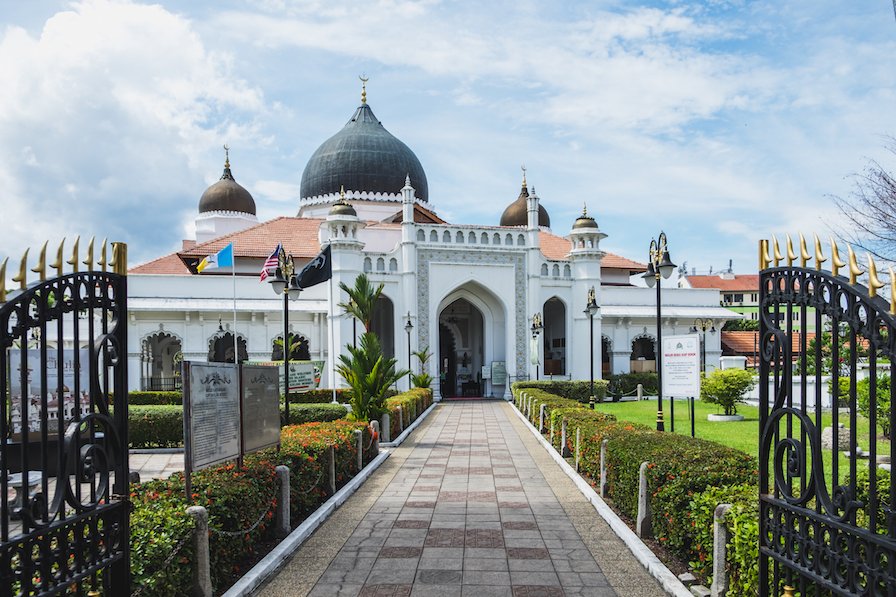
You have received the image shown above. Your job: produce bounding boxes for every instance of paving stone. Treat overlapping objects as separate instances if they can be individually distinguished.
[416,569,464,584]
[359,585,413,597]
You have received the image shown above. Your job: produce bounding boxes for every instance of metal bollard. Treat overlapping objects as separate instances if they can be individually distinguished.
[328,445,337,495]
[187,506,212,597]
[275,465,290,539]
[370,420,380,454]
[380,413,391,443]
[354,429,363,472]
[636,462,652,538]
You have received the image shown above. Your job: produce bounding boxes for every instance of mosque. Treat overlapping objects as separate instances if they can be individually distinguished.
[128,85,735,399]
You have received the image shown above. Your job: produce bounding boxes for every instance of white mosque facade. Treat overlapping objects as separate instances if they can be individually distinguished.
[128,92,736,399]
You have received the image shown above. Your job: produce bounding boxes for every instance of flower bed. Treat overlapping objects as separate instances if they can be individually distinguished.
[384,388,433,439]
[130,420,375,596]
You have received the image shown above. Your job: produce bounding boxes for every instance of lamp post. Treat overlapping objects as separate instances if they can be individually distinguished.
[268,248,302,425]
[531,313,543,380]
[690,318,716,374]
[643,232,676,432]
[585,286,599,409]
[405,313,414,389]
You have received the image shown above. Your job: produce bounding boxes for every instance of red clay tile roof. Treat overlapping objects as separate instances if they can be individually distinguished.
[130,217,323,275]
[538,231,646,272]
[721,330,817,366]
[686,274,759,292]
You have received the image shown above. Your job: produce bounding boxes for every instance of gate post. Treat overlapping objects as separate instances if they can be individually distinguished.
[187,506,212,597]
[275,466,290,539]
[600,439,609,498]
[636,462,652,538]
[710,504,731,597]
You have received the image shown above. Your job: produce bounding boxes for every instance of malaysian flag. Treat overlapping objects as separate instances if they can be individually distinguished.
[259,243,282,282]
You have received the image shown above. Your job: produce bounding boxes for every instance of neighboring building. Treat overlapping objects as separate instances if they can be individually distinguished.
[721,330,816,369]
[128,87,737,399]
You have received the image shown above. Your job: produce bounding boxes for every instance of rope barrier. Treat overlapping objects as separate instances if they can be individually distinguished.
[300,466,326,495]
[131,527,195,597]
[208,484,278,537]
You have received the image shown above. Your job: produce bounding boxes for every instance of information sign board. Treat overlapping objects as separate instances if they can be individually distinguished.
[662,335,701,398]
[241,365,281,454]
[183,362,240,472]
[247,360,324,393]
[491,361,507,386]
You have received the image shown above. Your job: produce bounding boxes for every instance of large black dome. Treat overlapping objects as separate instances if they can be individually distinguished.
[300,103,428,202]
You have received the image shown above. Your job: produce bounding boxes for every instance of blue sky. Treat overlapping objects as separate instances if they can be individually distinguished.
[2,0,896,276]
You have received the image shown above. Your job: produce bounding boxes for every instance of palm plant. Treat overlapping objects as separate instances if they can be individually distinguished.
[273,333,306,360]
[336,332,409,421]
[338,273,384,332]
[411,346,434,389]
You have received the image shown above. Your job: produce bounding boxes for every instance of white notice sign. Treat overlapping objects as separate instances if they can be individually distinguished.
[185,362,241,471]
[662,335,701,398]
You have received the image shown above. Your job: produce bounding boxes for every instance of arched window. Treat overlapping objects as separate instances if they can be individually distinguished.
[468,231,476,244]
[376,257,385,271]
[443,230,451,243]
[541,264,549,276]
[481,232,489,244]
[430,230,438,242]
[552,264,560,277]
[417,229,426,241]
[493,233,501,245]
[141,331,183,391]
[563,264,571,278]
[208,333,247,364]
[505,233,513,245]
[456,231,465,243]
[272,333,311,361]
[389,258,398,272]
[517,234,525,246]
[363,257,372,273]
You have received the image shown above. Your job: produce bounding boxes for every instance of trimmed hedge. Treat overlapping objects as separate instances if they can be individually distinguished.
[129,391,183,405]
[284,403,348,425]
[125,388,355,406]
[131,420,375,595]
[513,380,608,403]
[511,383,759,594]
[130,405,183,448]
[606,372,658,399]
[384,388,434,438]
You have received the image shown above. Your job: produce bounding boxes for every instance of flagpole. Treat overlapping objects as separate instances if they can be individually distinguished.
[329,272,338,404]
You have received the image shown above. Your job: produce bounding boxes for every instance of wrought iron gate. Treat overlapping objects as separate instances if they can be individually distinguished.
[0,240,130,596]
[759,236,896,595]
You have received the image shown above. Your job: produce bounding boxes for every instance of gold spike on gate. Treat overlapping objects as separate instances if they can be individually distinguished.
[890,266,896,316]
[99,238,108,272]
[50,238,65,275]
[813,233,826,271]
[772,235,783,267]
[847,245,863,286]
[83,237,95,271]
[67,236,80,274]
[110,242,128,276]
[799,233,811,268]
[0,257,7,303]
[830,237,846,278]
[30,241,47,281]
[759,239,770,270]
[867,253,885,298]
[12,249,29,290]
[786,234,797,266]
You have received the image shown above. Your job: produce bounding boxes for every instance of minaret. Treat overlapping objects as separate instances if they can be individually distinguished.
[400,175,418,389]
[568,205,606,382]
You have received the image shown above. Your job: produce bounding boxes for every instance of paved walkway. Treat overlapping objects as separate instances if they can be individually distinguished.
[259,400,668,597]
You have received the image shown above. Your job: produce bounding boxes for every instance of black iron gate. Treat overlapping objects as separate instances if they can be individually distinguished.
[759,236,896,595]
[0,240,130,596]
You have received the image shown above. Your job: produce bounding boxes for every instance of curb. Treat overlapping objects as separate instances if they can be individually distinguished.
[510,405,692,597]
[379,402,437,448]
[222,449,392,597]
[129,448,184,454]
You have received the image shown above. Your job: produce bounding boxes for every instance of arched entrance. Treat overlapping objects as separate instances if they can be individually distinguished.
[630,335,656,372]
[543,297,566,376]
[209,332,248,364]
[438,298,485,398]
[142,331,182,391]
[371,295,395,359]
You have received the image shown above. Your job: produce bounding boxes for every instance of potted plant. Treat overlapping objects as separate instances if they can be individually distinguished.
[701,368,755,421]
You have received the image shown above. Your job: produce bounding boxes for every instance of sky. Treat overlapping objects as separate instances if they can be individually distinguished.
[2,0,896,277]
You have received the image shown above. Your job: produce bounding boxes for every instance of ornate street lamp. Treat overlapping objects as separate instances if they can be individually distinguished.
[690,318,716,374]
[531,313,543,380]
[642,232,676,432]
[269,247,302,425]
[405,313,414,389]
[584,286,599,409]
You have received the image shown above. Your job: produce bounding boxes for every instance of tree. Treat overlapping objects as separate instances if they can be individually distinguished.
[722,319,759,332]
[795,321,868,376]
[411,346,434,389]
[338,273,384,332]
[833,139,896,261]
[701,369,755,416]
[336,332,409,421]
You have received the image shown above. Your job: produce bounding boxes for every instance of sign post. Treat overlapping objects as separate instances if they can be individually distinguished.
[661,335,700,436]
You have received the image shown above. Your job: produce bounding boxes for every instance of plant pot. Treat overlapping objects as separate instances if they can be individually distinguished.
[707,413,745,422]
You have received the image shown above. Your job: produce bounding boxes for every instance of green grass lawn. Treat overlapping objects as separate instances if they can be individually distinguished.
[593,398,889,483]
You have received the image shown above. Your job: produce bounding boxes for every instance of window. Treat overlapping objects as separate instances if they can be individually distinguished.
[732,294,744,303]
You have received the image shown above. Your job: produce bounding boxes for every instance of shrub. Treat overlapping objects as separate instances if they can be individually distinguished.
[513,380,608,403]
[130,481,193,595]
[411,346,435,389]
[606,372,658,400]
[337,332,409,421]
[700,369,755,416]
[840,375,891,439]
[130,405,183,448]
[285,388,351,404]
[283,403,348,425]
[128,391,182,405]
[385,388,433,438]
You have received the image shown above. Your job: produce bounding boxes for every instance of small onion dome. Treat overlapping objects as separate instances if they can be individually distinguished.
[499,183,550,227]
[572,205,597,229]
[198,155,256,215]
[329,187,357,217]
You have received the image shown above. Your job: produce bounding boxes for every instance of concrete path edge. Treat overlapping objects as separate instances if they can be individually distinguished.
[221,449,392,597]
[510,405,692,597]
[379,402,437,448]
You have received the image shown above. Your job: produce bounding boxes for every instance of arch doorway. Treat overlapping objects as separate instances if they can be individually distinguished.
[438,298,484,398]
[209,333,248,364]
[630,336,656,372]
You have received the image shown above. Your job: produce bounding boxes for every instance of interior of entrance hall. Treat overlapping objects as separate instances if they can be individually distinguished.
[438,298,484,398]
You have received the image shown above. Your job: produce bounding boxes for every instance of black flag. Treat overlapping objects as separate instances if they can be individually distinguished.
[296,245,332,289]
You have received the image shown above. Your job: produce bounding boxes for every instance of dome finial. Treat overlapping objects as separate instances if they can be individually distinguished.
[359,74,369,105]
[582,203,588,217]
[521,164,527,189]
[223,144,230,169]
[340,184,346,200]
